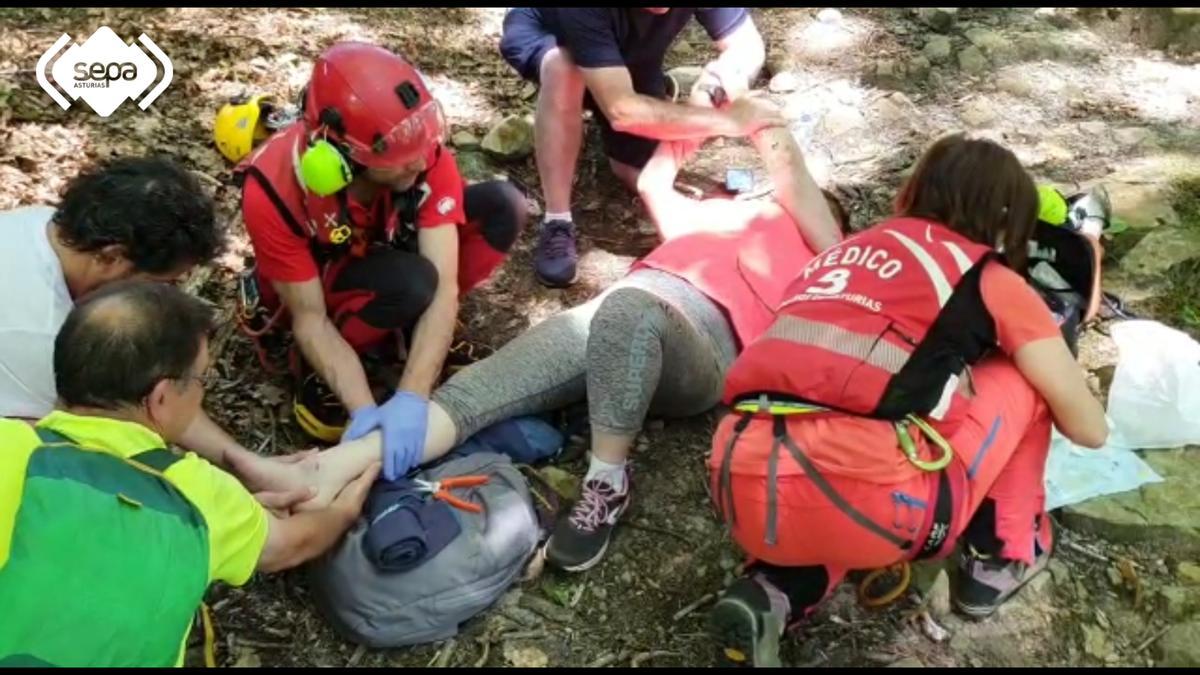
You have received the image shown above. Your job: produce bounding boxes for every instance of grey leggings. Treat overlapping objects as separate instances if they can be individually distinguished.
[433,269,739,443]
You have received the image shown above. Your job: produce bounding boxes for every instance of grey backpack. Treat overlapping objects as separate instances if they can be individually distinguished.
[307,452,541,648]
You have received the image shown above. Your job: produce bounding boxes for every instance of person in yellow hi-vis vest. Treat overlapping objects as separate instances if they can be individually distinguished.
[0,280,378,667]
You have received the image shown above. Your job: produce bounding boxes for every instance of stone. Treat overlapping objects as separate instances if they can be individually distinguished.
[232,646,261,669]
[536,465,580,502]
[923,35,953,64]
[1048,559,1071,586]
[961,98,998,127]
[450,129,480,148]
[1035,7,1075,29]
[1114,126,1155,149]
[887,656,925,668]
[1013,32,1062,61]
[768,71,799,94]
[916,7,958,33]
[1159,621,1200,667]
[481,114,534,159]
[1106,566,1124,588]
[871,92,918,127]
[1078,120,1108,137]
[821,104,867,137]
[1160,585,1200,620]
[871,59,904,89]
[1108,183,1180,230]
[958,46,988,75]
[1033,141,1075,164]
[997,71,1035,97]
[1081,624,1114,661]
[1092,155,1194,229]
[504,644,549,668]
[1118,226,1200,280]
[454,150,499,183]
[965,28,1016,65]
[817,8,842,24]
[927,569,952,619]
[907,55,932,82]
[1062,448,1200,556]
[1178,562,1200,585]
[521,593,575,624]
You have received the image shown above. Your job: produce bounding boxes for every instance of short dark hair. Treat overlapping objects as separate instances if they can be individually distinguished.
[894,134,1038,271]
[53,156,224,274]
[54,280,215,409]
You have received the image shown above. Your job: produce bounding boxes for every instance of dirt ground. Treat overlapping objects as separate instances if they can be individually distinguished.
[2,7,1199,668]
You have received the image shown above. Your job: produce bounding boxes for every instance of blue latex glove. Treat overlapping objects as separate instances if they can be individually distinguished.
[342,391,429,481]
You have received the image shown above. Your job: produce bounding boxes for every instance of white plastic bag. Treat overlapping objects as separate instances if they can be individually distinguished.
[1106,320,1200,449]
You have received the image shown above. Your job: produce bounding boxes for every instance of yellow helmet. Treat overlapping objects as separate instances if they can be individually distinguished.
[213,94,276,164]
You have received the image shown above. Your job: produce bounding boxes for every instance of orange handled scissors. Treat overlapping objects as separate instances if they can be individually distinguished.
[413,475,490,514]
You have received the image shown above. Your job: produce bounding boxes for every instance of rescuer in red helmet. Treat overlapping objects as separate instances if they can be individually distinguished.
[235,42,527,481]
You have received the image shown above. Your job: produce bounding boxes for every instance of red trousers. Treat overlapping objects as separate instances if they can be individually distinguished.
[709,356,1051,605]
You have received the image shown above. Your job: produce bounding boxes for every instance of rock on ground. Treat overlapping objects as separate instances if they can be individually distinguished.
[964,27,1016,65]
[1061,448,1200,556]
[1116,227,1200,280]
[923,35,953,63]
[481,114,535,160]
[451,129,480,148]
[916,7,958,33]
[1159,620,1200,667]
[1159,585,1200,620]
[958,46,988,75]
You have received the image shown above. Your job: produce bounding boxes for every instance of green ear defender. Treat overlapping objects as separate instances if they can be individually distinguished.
[299,139,352,197]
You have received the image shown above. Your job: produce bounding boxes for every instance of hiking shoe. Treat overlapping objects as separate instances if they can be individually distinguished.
[544,471,630,572]
[954,520,1053,619]
[293,370,348,443]
[708,577,785,668]
[534,219,579,288]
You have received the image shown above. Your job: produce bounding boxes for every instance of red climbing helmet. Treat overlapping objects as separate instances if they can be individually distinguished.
[303,42,443,169]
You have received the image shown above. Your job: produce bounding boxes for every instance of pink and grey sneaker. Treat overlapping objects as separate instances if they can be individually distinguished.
[955,518,1054,619]
[544,469,630,572]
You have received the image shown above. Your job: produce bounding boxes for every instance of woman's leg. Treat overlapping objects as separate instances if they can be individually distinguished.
[547,270,737,571]
[944,356,1054,617]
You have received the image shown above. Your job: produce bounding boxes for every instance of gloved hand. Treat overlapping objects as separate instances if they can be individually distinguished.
[342,390,430,481]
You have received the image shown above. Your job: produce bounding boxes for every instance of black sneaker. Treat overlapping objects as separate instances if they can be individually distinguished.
[544,471,630,572]
[292,370,348,443]
[708,577,785,668]
[954,518,1053,619]
[533,219,579,288]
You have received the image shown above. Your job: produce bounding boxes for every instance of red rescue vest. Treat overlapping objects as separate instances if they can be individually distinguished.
[723,217,998,427]
[235,122,430,265]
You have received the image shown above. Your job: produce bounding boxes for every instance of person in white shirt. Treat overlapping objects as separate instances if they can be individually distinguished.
[0,156,309,508]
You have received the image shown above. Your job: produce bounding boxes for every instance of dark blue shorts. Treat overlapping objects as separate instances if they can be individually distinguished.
[499,8,660,169]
